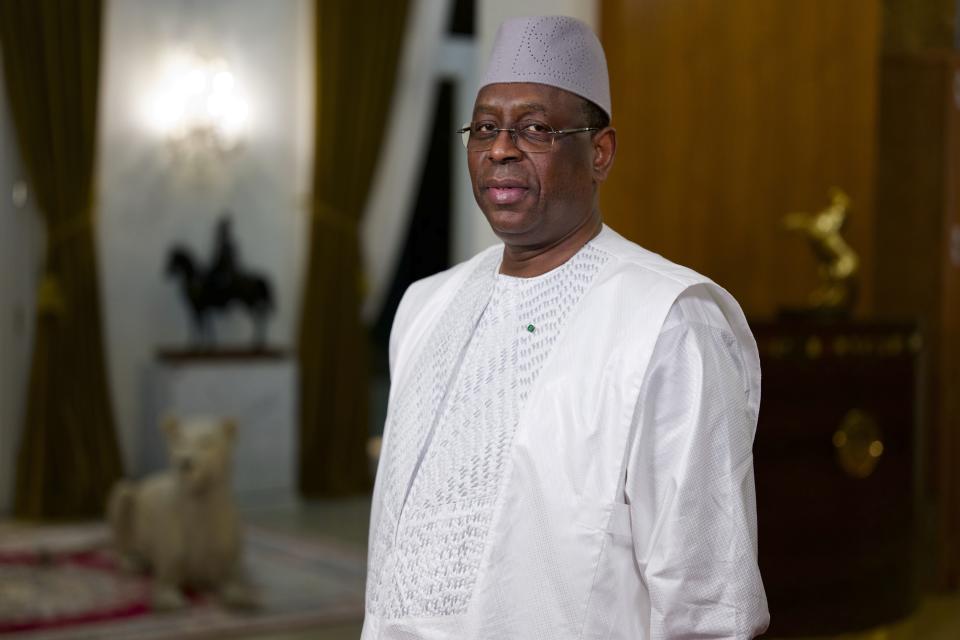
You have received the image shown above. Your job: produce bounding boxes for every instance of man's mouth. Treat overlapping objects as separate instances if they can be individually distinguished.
[489,187,528,204]
[484,180,529,205]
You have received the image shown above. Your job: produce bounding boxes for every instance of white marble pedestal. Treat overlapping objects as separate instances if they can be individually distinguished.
[142,350,298,509]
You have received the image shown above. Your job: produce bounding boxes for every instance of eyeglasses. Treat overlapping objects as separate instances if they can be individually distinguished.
[457,120,599,153]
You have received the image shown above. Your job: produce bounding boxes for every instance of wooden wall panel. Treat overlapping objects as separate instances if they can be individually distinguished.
[599,0,881,318]
[942,60,960,587]
[942,64,960,587]
[873,46,959,587]
[875,0,960,591]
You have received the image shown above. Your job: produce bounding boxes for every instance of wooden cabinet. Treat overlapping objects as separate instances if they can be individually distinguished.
[752,321,920,636]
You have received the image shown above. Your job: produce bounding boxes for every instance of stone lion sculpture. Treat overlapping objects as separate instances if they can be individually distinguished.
[107,416,257,610]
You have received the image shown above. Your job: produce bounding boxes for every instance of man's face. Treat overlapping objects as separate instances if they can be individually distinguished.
[467,82,613,249]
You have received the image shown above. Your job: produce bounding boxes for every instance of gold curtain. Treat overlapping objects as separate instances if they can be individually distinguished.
[0,0,123,518]
[298,0,409,496]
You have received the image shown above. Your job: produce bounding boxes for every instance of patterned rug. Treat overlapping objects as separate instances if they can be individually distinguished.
[0,522,365,639]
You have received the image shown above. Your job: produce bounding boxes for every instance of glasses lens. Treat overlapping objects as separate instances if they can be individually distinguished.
[461,123,556,153]
[515,123,554,152]
[466,123,498,151]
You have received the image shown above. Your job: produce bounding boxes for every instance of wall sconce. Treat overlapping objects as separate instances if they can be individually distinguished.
[145,49,250,160]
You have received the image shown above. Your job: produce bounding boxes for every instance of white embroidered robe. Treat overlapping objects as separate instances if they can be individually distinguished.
[363,225,769,639]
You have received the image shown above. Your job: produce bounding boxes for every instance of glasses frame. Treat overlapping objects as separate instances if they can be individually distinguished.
[457,121,600,153]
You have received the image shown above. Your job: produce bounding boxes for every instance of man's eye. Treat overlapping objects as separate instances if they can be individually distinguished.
[520,122,551,133]
[474,122,497,133]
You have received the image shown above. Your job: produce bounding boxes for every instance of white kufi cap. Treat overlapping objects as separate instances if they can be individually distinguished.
[480,15,611,120]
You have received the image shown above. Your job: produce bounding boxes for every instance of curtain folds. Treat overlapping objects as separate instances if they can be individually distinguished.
[0,0,123,518]
[298,0,410,496]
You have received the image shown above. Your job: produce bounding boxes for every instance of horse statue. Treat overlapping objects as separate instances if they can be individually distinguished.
[782,188,860,315]
[165,216,274,348]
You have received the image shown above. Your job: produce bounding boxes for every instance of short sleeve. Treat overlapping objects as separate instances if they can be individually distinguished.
[625,287,769,638]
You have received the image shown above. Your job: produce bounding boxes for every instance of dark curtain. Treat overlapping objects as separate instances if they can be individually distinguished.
[0,0,123,518]
[298,0,410,496]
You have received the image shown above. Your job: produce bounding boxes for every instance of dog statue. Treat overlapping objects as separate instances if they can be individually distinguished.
[107,416,257,610]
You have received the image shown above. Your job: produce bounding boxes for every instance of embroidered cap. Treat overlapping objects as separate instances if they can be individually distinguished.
[479,15,611,121]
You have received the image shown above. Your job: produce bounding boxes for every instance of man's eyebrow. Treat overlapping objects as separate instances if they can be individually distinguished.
[473,102,550,117]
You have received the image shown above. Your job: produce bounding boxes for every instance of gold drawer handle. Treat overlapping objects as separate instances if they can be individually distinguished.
[832,409,883,479]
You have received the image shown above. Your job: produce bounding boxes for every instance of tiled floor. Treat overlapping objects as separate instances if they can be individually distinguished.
[243,497,960,640]
[242,497,370,640]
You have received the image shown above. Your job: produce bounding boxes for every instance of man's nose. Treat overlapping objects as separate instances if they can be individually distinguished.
[488,129,522,162]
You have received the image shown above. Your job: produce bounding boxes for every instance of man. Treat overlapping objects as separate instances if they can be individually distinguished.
[363,15,769,639]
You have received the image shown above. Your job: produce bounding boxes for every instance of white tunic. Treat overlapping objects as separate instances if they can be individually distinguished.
[364,225,769,639]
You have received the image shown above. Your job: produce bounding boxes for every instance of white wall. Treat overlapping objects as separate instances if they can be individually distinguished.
[0,58,43,513]
[97,0,314,471]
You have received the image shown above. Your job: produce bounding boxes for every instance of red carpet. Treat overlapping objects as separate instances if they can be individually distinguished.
[0,522,365,639]
[0,546,150,633]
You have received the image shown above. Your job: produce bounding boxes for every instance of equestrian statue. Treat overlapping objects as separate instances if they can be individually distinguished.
[166,214,274,348]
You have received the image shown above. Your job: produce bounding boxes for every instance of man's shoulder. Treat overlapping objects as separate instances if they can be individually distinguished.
[592,224,713,289]
[593,227,733,330]
[593,226,762,417]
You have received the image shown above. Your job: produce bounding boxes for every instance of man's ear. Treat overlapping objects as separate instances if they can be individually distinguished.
[592,127,617,183]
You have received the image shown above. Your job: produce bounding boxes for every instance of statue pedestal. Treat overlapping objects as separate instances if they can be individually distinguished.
[142,349,298,510]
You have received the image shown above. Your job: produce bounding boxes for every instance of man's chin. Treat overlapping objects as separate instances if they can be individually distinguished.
[483,209,539,238]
